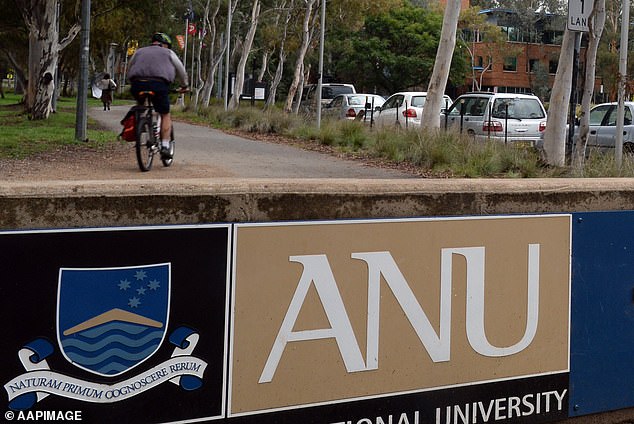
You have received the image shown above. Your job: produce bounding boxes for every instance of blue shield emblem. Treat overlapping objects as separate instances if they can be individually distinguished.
[57,264,170,377]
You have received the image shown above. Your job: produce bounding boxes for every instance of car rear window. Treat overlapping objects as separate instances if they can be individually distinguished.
[323,85,354,99]
[492,98,545,119]
[411,96,426,107]
[348,96,367,105]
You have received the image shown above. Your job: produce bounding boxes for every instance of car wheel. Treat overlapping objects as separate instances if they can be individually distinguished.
[467,129,476,140]
[624,142,634,155]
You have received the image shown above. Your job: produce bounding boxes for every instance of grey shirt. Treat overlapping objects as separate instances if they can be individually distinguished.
[127,44,188,86]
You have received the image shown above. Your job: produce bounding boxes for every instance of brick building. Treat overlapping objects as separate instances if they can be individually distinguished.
[458,8,602,103]
[463,9,566,98]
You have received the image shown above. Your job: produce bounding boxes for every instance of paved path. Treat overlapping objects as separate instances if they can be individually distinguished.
[90,104,414,179]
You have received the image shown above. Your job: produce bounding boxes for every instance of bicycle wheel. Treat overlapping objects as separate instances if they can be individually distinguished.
[161,127,175,167]
[136,116,156,172]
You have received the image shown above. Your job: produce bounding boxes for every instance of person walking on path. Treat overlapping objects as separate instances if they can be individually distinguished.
[99,73,117,111]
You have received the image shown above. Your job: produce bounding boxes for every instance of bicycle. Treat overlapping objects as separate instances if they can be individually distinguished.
[134,90,175,172]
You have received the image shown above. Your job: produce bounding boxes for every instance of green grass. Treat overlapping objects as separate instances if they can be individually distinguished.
[0,93,119,159]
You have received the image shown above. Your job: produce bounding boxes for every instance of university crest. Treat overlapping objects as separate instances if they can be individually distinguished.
[57,264,170,377]
[5,263,207,411]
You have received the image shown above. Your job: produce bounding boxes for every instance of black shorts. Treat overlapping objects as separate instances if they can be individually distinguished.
[130,79,171,114]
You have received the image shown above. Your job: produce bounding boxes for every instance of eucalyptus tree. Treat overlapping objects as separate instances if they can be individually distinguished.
[572,0,606,167]
[13,0,81,119]
[595,0,633,102]
[284,0,318,113]
[198,0,226,108]
[541,28,575,166]
[229,0,261,110]
[421,0,462,130]
[263,0,293,109]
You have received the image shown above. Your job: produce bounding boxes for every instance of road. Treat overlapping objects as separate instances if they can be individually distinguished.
[89,104,415,179]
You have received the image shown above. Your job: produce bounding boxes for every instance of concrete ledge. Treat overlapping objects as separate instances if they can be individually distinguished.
[2,178,634,230]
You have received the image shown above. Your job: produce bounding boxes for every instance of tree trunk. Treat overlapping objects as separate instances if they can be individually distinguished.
[284,0,317,113]
[26,1,59,119]
[229,0,261,110]
[18,0,79,120]
[572,0,606,168]
[201,0,224,107]
[265,51,286,109]
[265,0,292,109]
[292,63,310,114]
[421,0,461,130]
[258,50,269,82]
[542,29,575,166]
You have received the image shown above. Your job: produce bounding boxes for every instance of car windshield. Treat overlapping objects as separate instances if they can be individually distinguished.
[323,86,354,98]
[491,98,545,119]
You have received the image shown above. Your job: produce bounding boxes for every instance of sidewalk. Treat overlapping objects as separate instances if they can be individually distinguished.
[88,104,415,180]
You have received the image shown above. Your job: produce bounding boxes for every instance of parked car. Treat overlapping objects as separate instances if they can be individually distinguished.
[443,92,547,147]
[301,83,356,112]
[536,102,634,157]
[576,102,634,154]
[322,94,386,121]
[374,92,453,128]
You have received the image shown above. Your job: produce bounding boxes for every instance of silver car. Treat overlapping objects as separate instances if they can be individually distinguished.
[322,94,385,121]
[582,102,634,154]
[301,83,357,112]
[444,92,547,147]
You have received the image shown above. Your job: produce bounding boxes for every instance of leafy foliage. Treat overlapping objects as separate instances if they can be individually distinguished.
[335,5,468,94]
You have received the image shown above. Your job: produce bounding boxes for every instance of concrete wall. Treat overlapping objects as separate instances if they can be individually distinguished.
[2,178,634,230]
[3,177,634,423]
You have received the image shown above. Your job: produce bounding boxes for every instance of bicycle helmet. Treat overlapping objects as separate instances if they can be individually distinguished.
[151,32,172,48]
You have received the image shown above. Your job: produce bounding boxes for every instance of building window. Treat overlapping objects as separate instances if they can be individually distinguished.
[501,26,521,42]
[549,60,558,74]
[542,30,564,45]
[503,56,517,72]
[528,59,540,73]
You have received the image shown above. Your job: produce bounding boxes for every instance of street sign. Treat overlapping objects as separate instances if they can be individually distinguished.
[568,0,592,31]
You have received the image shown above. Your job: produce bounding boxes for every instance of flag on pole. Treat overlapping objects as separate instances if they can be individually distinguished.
[176,35,185,50]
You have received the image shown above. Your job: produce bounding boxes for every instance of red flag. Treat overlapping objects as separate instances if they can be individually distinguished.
[175,35,185,50]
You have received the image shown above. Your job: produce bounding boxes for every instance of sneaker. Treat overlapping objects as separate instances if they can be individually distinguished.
[160,146,173,159]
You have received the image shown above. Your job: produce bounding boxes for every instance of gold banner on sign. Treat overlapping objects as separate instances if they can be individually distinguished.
[230,215,571,416]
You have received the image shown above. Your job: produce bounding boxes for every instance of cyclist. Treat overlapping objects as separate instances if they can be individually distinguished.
[127,32,189,159]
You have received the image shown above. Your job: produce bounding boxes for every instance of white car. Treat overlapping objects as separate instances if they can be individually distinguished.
[374,92,453,128]
[322,94,386,121]
[444,92,547,147]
